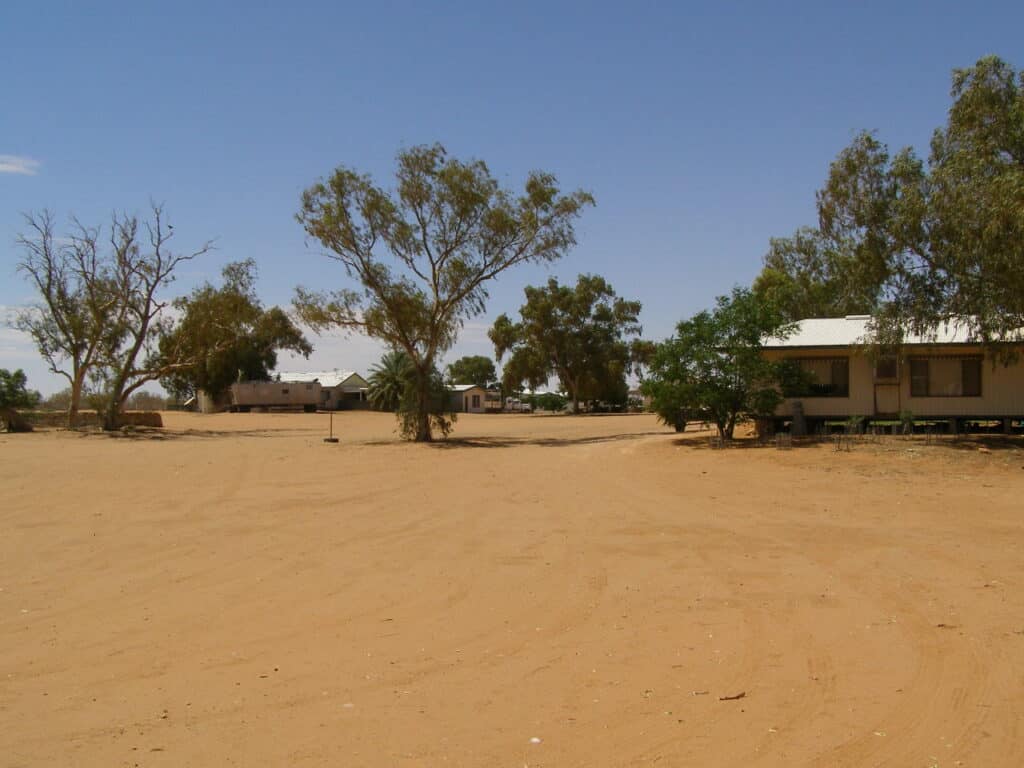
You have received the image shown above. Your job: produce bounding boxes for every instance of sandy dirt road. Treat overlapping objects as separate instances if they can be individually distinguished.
[2,412,1023,767]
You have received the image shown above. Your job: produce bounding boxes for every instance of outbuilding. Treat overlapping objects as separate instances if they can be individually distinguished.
[273,370,370,410]
[448,384,487,413]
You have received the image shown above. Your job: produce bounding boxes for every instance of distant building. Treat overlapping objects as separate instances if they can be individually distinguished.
[227,380,321,412]
[447,384,488,413]
[274,369,370,410]
[628,387,651,410]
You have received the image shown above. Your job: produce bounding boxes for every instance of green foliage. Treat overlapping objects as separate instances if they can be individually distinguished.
[397,367,454,441]
[922,56,1024,346]
[294,143,593,441]
[160,260,312,400]
[899,409,915,434]
[90,206,215,430]
[490,274,643,412]
[524,391,568,412]
[776,358,821,398]
[752,226,881,322]
[14,211,119,427]
[628,339,658,379]
[0,369,41,409]
[642,288,791,440]
[0,369,40,432]
[446,355,497,388]
[18,204,213,430]
[367,349,415,412]
[367,350,454,439]
[752,55,1024,350]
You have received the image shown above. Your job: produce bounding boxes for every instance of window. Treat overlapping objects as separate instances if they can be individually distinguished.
[962,358,981,396]
[910,359,929,397]
[875,356,898,381]
[907,356,981,397]
[471,394,481,408]
[282,388,290,394]
[785,358,849,397]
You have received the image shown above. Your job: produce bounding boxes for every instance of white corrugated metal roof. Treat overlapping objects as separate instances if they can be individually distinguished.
[762,316,984,348]
[273,369,364,388]
[448,383,486,392]
[520,387,565,397]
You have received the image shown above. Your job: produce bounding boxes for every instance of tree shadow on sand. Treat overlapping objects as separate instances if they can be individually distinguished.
[670,432,1024,453]
[356,430,667,450]
[68,426,312,441]
[429,431,666,449]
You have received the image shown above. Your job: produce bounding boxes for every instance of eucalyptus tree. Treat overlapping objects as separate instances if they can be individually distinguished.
[294,143,593,441]
[445,355,497,388]
[489,274,643,413]
[16,205,213,429]
[752,55,1024,350]
[92,205,213,430]
[14,212,115,427]
[159,260,312,402]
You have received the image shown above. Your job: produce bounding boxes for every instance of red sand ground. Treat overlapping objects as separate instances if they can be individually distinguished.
[2,411,1022,766]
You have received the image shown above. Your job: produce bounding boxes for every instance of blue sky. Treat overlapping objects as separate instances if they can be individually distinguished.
[2,1,1022,394]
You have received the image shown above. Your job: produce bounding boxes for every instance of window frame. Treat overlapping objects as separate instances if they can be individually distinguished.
[961,357,982,397]
[785,356,850,398]
[874,355,899,383]
[907,355,982,398]
[909,358,929,397]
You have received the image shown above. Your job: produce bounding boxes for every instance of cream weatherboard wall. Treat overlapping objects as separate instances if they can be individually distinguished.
[903,346,1024,417]
[766,346,1024,419]
[447,385,487,413]
[765,349,874,418]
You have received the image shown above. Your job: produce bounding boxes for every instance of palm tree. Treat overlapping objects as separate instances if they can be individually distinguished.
[367,350,414,412]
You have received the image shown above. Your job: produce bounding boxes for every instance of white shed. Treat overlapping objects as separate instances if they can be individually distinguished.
[448,384,487,413]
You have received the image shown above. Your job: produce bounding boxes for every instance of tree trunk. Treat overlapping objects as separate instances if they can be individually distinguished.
[68,401,80,429]
[101,391,124,431]
[100,387,126,430]
[2,407,33,433]
[414,375,432,442]
[68,370,86,429]
[722,417,736,440]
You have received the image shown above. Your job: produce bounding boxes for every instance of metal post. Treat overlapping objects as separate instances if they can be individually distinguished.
[324,411,339,443]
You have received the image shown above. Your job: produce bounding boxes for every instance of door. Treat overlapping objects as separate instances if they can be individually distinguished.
[874,385,900,416]
[874,355,901,416]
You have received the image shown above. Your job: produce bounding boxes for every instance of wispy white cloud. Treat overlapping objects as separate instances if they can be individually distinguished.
[0,154,40,176]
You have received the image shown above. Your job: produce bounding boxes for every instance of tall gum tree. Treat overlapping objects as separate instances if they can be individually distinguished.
[15,212,116,427]
[294,143,593,441]
[159,260,312,402]
[489,274,643,413]
[93,205,213,430]
[752,56,1024,354]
